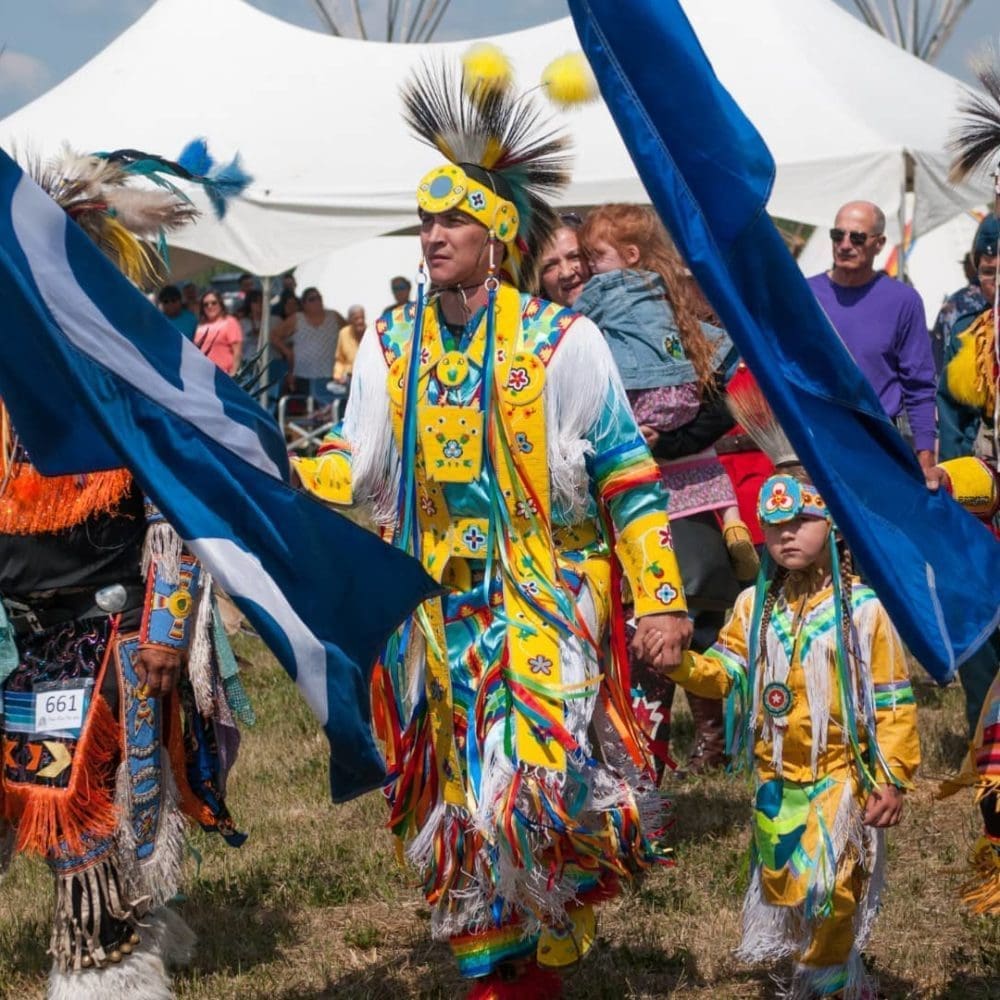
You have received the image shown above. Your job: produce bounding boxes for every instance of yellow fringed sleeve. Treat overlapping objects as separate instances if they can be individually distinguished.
[867,603,920,789]
[615,510,687,618]
[945,309,995,413]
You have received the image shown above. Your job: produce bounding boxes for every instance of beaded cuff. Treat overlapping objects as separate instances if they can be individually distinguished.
[140,554,200,651]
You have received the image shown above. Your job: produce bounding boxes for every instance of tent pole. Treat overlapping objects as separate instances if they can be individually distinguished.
[898,154,911,283]
[259,274,272,408]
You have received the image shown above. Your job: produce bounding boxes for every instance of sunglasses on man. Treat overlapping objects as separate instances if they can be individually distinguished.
[829,228,880,247]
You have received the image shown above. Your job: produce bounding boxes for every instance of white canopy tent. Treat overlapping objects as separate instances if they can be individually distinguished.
[0,0,987,275]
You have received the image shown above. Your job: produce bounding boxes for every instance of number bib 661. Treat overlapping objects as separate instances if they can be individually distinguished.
[33,679,94,738]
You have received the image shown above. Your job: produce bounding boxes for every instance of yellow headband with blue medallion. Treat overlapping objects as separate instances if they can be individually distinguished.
[757,474,830,525]
[417,164,520,245]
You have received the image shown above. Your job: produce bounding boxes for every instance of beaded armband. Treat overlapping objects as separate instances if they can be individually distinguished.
[616,511,687,617]
[144,498,166,526]
[140,554,201,651]
[141,498,200,651]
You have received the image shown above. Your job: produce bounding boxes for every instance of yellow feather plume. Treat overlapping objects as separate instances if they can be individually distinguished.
[102,216,161,288]
[946,314,995,412]
[541,52,599,109]
[462,43,513,97]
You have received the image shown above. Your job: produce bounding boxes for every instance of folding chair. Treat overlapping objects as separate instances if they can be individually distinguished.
[278,394,336,454]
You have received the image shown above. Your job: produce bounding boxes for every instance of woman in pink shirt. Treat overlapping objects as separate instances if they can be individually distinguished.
[195,291,243,375]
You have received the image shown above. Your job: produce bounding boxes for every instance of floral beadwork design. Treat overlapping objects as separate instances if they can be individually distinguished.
[528,655,553,676]
[655,582,679,605]
[463,525,487,552]
[515,498,538,519]
[763,480,794,516]
[507,367,530,393]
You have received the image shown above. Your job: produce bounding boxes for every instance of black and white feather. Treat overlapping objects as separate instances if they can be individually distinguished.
[950,55,1000,183]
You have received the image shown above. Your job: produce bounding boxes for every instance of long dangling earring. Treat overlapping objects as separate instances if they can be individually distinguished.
[485,230,499,294]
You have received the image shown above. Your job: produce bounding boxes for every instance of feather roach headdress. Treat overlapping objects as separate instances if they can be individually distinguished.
[23,138,251,287]
[726,375,830,524]
[950,55,1000,185]
[726,374,798,469]
[401,57,572,283]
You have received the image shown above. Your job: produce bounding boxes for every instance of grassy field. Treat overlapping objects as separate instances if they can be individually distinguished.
[1,637,997,999]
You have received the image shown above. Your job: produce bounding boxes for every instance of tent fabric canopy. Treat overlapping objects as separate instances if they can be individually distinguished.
[0,0,985,275]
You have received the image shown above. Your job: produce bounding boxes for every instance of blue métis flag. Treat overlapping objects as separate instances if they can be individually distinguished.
[0,149,438,801]
[568,0,1000,683]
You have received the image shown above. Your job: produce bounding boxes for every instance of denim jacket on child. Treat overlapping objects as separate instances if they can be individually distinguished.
[574,268,733,389]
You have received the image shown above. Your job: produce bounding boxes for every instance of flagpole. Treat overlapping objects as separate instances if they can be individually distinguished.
[258,274,272,407]
[897,156,909,283]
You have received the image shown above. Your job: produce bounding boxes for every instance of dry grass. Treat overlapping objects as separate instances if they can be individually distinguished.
[1,639,997,999]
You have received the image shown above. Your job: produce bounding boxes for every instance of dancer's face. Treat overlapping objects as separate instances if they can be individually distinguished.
[419,209,491,288]
[977,253,998,304]
[763,516,830,572]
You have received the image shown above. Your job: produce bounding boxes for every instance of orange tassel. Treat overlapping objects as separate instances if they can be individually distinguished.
[0,464,133,534]
[3,694,120,857]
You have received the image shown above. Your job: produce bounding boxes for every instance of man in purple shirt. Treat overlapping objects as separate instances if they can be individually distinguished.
[808,200,944,488]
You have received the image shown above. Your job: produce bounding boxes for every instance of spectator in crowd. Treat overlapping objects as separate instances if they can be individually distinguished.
[573,204,747,775]
[266,292,300,410]
[272,270,297,316]
[538,212,591,306]
[240,289,266,350]
[807,201,943,487]
[936,215,998,461]
[270,286,345,407]
[333,304,366,385]
[381,275,412,316]
[181,280,200,318]
[158,283,198,339]
[194,290,244,375]
[234,272,256,319]
[277,288,300,320]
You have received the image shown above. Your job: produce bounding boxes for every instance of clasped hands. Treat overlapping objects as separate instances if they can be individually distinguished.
[630,612,693,672]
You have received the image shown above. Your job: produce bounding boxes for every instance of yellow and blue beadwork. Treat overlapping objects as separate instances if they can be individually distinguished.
[757,474,830,526]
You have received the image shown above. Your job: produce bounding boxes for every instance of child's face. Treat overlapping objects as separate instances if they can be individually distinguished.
[763,516,831,571]
[587,238,635,274]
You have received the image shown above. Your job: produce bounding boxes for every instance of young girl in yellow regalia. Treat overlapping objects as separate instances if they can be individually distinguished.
[638,449,919,998]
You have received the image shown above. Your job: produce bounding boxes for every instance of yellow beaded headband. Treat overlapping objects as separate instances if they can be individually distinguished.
[416,164,520,245]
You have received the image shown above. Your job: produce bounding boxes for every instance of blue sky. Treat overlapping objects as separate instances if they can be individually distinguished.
[0,0,994,120]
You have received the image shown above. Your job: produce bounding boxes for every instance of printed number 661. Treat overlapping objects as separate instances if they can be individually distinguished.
[42,694,77,714]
